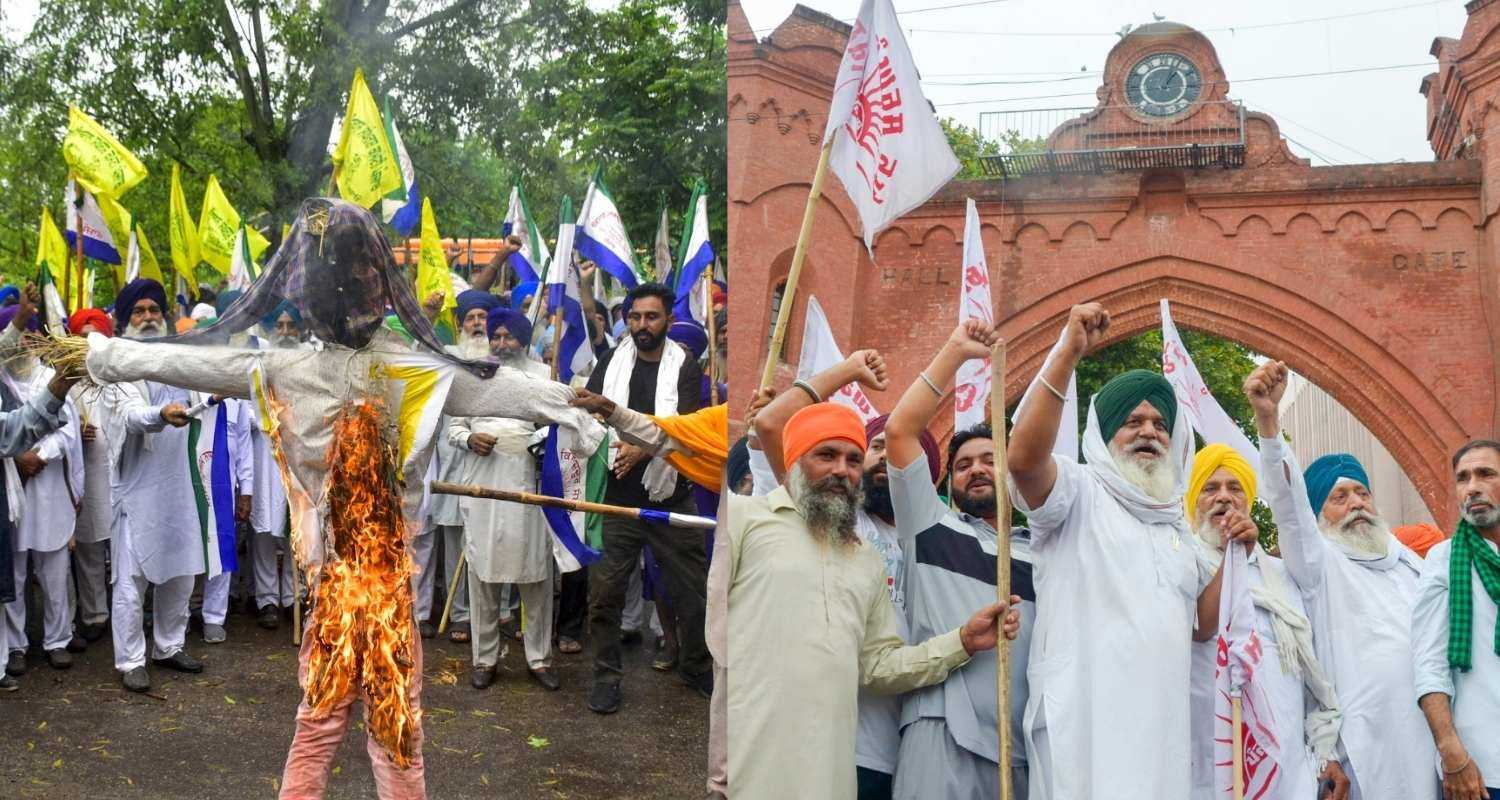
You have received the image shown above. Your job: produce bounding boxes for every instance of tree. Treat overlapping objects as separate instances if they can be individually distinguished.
[941,118,1045,180]
[0,0,724,299]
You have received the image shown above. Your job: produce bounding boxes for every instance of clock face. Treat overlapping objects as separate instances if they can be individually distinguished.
[1125,53,1203,117]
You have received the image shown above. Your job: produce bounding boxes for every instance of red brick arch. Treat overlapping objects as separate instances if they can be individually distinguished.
[992,259,1463,529]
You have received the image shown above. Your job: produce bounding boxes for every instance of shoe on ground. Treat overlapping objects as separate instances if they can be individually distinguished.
[683,670,713,699]
[0,674,17,692]
[498,617,522,641]
[5,650,26,677]
[257,606,280,631]
[419,621,436,640]
[557,637,582,654]
[46,649,72,670]
[203,624,227,644]
[470,665,496,690]
[78,622,107,643]
[65,635,87,654]
[121,666,150,693]
[448,622,470,644]
[529,667,561,692]
[588,681,622,714]
[152,651,203,674]
[653,652,679,673]
[619,629,643,647]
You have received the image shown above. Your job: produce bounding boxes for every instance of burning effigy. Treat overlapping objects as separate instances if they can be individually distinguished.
[37,198,605,791]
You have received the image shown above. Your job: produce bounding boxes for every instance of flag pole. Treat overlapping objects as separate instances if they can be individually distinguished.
[549,309,563,382]
[703,263,719,405]
[290,559,303,646]
[989,340,1013,800]
[757,141,832,391]
[1232,690,1246,800]
[437,552,467,635]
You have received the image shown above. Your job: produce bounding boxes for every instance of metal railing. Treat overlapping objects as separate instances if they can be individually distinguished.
[976,101,1247,178]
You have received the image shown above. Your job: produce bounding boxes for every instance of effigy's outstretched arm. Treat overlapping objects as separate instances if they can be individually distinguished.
[84,334,258,400]
[445,367,605,456]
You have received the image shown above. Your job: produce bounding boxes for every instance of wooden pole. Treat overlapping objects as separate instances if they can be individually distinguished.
[430,481,718,530]
[990,341,1013,800]
[703,264,719,405]
[1232,692,1246,800]
[437,551,467,635]
[548,309,563,381]
[757,142,832,392]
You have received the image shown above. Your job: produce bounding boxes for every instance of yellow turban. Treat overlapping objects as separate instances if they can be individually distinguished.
[1186,444,1257,524]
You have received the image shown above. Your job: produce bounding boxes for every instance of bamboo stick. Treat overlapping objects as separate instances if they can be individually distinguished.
[991,341,1013,800]
[430,481,717,530]
[757,142,832,391]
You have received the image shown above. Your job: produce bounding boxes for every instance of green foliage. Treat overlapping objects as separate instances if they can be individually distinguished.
[940,118,1045,180]
[0,0,725,300]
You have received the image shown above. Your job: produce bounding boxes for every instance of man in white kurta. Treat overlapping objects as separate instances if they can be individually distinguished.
[2,354,84,673]
[1247,360,1437,800]
[1413,440,1500,798]
[99,285,209,692]
[448,306,558,690]
[69,344,114,647]
[1007,306,1231,799]
[248,305,305,630]
[726,401,1016,800]
[1184,443,1346,800]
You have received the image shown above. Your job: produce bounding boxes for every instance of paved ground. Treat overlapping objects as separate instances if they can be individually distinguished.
[0,608,709,799]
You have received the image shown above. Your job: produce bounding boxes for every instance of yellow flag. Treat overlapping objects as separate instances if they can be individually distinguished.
[198,175,241,273]
[169,163,200,274]
[133,225,164,285]
[36,208,70,290]
[62,107,147,198]
[416,198,455,323]
[331,69,401,209]
[246,225,270,263]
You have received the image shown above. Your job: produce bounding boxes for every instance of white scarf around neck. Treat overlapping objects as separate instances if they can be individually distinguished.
[601,335,685,501]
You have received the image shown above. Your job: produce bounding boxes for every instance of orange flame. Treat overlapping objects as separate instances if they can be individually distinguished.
[303,399,419,768]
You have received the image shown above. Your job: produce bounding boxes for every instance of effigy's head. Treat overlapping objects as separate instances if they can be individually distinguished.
[159,198,495,377]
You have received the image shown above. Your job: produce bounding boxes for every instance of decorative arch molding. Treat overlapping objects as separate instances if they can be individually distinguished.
[995,256,1466,527]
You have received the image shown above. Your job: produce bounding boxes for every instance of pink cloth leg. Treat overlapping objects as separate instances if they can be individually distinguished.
[366,636,425,799]
[278,613,428,800]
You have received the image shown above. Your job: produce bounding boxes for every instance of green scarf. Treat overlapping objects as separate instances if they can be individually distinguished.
[1447,519,1500,671]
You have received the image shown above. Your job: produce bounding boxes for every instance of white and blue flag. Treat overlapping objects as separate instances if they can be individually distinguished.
[672,179,714,324]
[575,169,639,290]
[380,96,421,236]
[502,184,549,283]
[63,179,121,264]
[547,206,594,383]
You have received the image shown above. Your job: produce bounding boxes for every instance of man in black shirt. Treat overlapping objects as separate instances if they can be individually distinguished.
[583,282,709,714]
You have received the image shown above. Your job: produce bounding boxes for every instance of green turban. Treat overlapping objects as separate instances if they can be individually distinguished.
[1095,369,1177,442]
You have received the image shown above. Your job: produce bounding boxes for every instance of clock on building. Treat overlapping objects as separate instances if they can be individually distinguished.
[1124,53,1202,117]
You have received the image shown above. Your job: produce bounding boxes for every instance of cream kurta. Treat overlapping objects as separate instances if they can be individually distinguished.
[5,365,83,553]
[1259,434,1436,800]
[447,358,553,584]
[726,487,974,800]
[85,332,605,574]
[69,383,111,545]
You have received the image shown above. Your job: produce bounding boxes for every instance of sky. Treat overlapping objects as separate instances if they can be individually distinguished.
[738,0,1470,165]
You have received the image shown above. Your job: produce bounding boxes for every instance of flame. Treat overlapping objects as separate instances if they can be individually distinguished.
[302,399,419,768]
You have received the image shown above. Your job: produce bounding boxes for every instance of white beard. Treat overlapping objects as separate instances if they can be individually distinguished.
[272,334,300,349]
[457,334,490,360]
[787,463,861,546]
[1109,440,1177,502]
[124,322,163,339]
[1319,510,1393,557]
[1194,511,1228,552]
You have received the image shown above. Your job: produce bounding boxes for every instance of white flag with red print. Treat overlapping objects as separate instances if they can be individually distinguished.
[823,0,959,252]
[954,199,992,432]
[1213,545,1284,799]
[1160,299,1259,479]
[797,295,880,424]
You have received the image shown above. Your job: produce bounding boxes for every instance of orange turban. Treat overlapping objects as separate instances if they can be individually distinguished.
[1394,523,1446,558]
[68,307,113,337]
[782,402,866,472]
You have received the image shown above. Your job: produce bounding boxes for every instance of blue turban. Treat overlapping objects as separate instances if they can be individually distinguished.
[456,289,500,322]
[215,289,243,317]
[113,278,167,332]
[669,320,709,359]
[1304,453,1370,516]
[261,300,303,331]
[0,286,19,307]
[510,281,540,311]
[486,307,533,347]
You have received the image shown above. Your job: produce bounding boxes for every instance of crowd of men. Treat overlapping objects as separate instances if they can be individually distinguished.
[722,301,1500,800]
[0,236,728,787]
